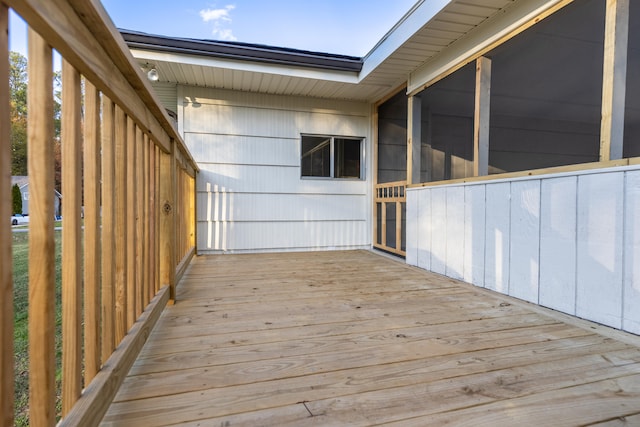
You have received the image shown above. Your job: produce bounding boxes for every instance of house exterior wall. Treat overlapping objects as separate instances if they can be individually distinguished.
[11,179,61,217]
[151,82,177,114]
[406,165,640,334]
[180,86,372,254]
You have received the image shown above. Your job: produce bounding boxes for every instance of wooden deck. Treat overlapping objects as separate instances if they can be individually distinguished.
[102,250,640,426]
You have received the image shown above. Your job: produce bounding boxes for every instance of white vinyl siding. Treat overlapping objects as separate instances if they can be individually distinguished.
[150,82,177,114]
[181,86,371,254]
[406,165,640,335]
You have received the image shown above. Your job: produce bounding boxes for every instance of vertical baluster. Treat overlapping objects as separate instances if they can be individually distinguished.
[381,201,387,248]
[190,173,196,251]
[149,139,156,299]
[396,201,402,252]
[83,81,101,382]
[135,127,144,316]
[153,145,163,295]
[101,96,116,360]
[126,117,136,329]
[114,106,127,343]
[0,6,14,427]
[183,171,188,258]
[149,145,160,298]
[176,169,182,262]
[27,29,55,427]
[61,59,82,416]
[143,134,151,308]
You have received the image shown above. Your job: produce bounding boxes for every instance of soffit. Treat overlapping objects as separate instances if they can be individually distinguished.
[125,0,518,103]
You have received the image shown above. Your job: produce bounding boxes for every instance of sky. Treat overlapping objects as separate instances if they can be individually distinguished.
[98,0,418,57]
[8,1,418,71]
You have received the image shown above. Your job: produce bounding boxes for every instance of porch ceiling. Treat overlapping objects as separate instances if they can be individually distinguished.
[123,0,517,103]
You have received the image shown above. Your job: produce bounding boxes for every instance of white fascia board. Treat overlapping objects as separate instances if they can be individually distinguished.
[360,0,452,80]
[407,0,567,95]
[130,49,360,84]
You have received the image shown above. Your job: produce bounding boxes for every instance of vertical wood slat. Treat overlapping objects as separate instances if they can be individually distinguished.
[83,80,101,383]
[381,202,387,248]
[136,127,144,316]
[144,135,151,307]
[155,145,161,294]
[190,173,196,250]
[600,0,629,161]
[396,201,403,252]
[27,29,56,427]
[170,143,177,297]
[177,170,182,262]
[473,56,491,177]
[114,106,127,343]
[0,6,14,427]
[181,170,188,259]
[150,143,157,296]
[101,96,116,361]
[61,59,83,416]
[126,117,136,329]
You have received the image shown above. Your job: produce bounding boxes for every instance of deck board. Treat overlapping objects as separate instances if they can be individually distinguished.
[102,250,640,426]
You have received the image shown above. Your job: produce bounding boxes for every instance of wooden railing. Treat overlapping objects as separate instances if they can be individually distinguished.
[373,181,406,257]
[1,1,197,426]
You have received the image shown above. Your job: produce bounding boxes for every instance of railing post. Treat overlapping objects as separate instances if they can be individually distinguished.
[473,56,491,177]
[159,140,177,301]
[407,94,422,185]
[600,0,629,161]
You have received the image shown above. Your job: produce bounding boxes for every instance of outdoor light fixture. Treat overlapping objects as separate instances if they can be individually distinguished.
[147,66,159,82]
[147,67,160,82]
[142,62,159,82]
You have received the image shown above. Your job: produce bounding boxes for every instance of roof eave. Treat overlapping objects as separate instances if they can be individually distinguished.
[121,30,363,73]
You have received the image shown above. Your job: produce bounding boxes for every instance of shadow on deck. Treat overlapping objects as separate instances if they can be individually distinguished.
[102,250,640,426]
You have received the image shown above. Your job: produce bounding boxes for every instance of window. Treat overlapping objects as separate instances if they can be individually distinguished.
[301,135,363,179]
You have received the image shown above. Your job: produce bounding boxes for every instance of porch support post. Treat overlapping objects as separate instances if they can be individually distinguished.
[600,0,629,161]
[407,94,422,185]
[473,56,491,176]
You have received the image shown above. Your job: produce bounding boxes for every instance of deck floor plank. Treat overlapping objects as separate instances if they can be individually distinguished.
[102,250,640,426]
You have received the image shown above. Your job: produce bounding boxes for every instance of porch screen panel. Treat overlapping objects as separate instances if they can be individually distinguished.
[624,0,640,157]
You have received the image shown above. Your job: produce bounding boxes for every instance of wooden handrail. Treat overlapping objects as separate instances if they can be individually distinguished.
[1,1,198,426]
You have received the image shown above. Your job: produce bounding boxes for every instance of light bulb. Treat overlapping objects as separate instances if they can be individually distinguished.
[147,67,159,82]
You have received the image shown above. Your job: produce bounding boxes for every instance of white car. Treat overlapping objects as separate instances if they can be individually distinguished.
[11,214,29,226]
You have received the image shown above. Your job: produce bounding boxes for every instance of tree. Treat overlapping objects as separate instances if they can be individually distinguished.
[9,52,63,189]
[12,184,22,215]
[10,51,28,176]
[53,70,62,193]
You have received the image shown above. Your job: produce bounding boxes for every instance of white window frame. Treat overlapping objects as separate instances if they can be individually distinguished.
[300,134,365,180]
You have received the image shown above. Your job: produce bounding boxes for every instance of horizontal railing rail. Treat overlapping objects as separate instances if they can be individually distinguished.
[1,1,197,426]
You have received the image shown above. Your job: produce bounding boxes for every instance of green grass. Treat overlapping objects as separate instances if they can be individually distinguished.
[13,231,63,427]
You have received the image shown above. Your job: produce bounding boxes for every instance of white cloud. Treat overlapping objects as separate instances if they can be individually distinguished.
[200,5,237,40]
[200,5,235,22]
[213,28,237,41]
